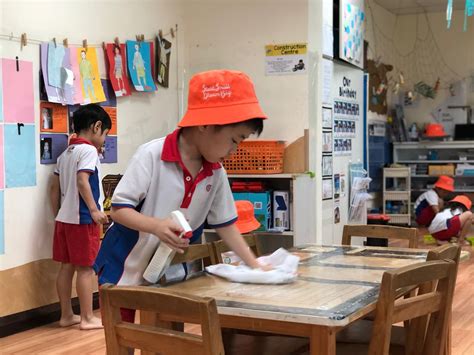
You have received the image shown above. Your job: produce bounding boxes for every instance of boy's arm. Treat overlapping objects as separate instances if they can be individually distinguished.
[77,171,108,224]
[110,207,189,253]
[50,174,61,217]
[215,224,270,270]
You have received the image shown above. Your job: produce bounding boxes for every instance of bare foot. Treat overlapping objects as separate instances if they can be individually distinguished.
[59,314,81,327]
[80,316,103,330]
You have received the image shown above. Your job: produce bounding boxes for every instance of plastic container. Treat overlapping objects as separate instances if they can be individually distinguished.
[366,214,390,247]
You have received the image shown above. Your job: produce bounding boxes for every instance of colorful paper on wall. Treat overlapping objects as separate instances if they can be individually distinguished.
[76,47,106,103]
[40,43,61,104]
[341,1,365,68]
[156,36,172,87]
[100,136,117,163]
[0,191,4,255]
[105,44,132,97]
[39,102,68,133]
[100,79,117,107]
[0,65,3,122]
[0,125,4,189]
[1,58,34,124]
[69,46,84,104]
[126,41,156,92]
[5,124,36,187]
[40,134,68,164]
[103,107,117,135]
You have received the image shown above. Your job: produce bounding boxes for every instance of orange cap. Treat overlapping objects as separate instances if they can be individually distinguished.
[178,70,268,127]
[425,123,447,137]
[434,175,454,192]
[450,195,472,210]
[234,200,260,234]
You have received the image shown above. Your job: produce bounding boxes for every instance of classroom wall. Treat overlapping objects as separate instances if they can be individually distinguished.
[0,0,185,316]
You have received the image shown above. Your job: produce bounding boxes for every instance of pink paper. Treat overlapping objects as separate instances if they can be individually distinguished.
[1,58,34,123]
[69,47,84,104]
[0,125,4,189]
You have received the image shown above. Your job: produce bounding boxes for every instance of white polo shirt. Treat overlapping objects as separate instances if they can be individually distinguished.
[94,129,237,286]
[55,138,102,225]
[428,208,463,234]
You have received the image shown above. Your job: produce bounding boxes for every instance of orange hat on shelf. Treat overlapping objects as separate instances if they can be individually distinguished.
[178,70,267,127]
[234,200,260,234]
[424,123,447,137]
[450,195,472,210]
[434,175,455,192]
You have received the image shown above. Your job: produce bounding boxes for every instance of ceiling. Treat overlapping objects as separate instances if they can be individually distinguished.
[373,0,466,15]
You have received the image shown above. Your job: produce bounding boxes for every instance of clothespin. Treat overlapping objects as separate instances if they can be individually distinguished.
[114,37,120,46]
[20,33,27,50]
[82,39,88,51]
[158,29,163,39]
[63,38,68,48]
[170,27,175,38]
[141,34,145,41]
[102,41,106,51]
[53,37,57,48]
[136,34,144,42]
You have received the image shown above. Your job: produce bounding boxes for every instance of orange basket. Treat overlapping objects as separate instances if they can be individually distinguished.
[222,140,285,174]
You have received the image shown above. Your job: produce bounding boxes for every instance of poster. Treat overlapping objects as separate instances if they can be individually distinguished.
[265,43,307,76]
[322,155,333,177]
[103,107,118,136]
[322,59,334,105]
[0,125,4,189]
[334,202,340,224]
[156,35,172,87]
[1,58,34,123]
[322,131,333,153]
[322,107,333,129]
[39,102,68,133]
[46,43,76,105]
[322,178,333,200]
[104,43,131,97]
[334,174,340,199]
[334,119,356,138]
[340,174,346,197]
[5,124,36,187]
[100,136,117,163]
[340,1,365,68]
[40,134,68,164]
[334,138,352,156]
[100,79,117,107]
[76,47,106,103]
[126,41,157,92]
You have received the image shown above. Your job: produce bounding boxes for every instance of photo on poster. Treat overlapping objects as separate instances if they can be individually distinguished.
[334,174,340,199]
[126,41,157,92]
[334,203,340,224]
[322,131,333,153]
[40,134,68,164]
[322,155,333,177]
[156,35,172,88]
[322,107,333,129]
[340,174,346,197]
[322,178,333,200]
[40,102,68,133]
[76,47,106,104]
[105,43,131,97]
[100,136,118,164]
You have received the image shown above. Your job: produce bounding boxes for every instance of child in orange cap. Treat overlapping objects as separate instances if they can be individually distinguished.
[428,195,473,246]
[414,175,454,227]
[94,70,270,322]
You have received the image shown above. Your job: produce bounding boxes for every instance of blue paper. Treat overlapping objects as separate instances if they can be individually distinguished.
[5,124,36,188]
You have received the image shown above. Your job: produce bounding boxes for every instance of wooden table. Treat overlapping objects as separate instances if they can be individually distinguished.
[165,245,428,355]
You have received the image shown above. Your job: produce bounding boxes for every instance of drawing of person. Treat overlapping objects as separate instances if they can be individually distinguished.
[79,50,98,103]
[113,46,126,95]
[157,36,171,85]
[133,43,148,90]
[42,140,52,160]
[42,108,53,130]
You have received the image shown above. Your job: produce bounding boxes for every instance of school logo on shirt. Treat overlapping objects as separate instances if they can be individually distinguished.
[202,83,232,100]
[206,184,212,192]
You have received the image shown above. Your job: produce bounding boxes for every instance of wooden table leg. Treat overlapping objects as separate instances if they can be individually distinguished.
[310,325,336,355]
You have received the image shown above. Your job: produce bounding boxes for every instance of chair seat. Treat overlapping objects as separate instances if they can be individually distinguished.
[336,319,406,346]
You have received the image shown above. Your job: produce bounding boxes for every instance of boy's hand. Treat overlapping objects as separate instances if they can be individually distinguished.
[258,263,273,271]
[91,210,108,224]
[152,218,189,253]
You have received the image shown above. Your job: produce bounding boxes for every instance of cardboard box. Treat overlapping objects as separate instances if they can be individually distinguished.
[273,191,290,230]
[428,165,455,176]
[233,192,271,231]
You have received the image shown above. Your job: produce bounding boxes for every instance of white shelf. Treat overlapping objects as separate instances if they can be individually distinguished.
[398,160,474,164]
[384,191,410,201]
[385,214,411,225]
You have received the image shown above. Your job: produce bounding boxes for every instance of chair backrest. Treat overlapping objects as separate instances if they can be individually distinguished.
[427,244,461,264]
[211,233,262,264]
[342,224,419,248]
[100,284,225,355]
[170,242,214,266]
[369,260,457,355]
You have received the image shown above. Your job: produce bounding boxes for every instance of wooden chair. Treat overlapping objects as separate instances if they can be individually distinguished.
[342,224,419,248]
[211,233,262,264]
[337,259,457,355]
[100,284,225,355]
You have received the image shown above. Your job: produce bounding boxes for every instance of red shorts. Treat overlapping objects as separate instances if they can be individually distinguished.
[432,216,461,241]
[415,206,436,227]
[53,221,100,267]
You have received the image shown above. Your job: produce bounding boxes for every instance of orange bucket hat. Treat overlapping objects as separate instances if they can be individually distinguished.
[234,200,260,234]
[424,123,447,137]
[434,175,454,192]
[450,195,472,210]
[178,70,268,127]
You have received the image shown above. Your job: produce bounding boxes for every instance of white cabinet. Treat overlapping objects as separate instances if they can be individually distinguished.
[383,167,411,225]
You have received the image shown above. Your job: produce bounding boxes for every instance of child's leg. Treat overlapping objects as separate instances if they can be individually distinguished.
[457,211,473,245]
[76,266,103,330]
[56,263,81,327]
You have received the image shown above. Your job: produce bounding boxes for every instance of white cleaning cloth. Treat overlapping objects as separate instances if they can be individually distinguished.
[205,248,299,284]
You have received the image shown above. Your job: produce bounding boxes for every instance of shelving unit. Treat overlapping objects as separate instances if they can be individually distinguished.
[383,167,411,225]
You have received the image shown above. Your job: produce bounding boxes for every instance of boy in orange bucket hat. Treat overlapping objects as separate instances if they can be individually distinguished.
[94,70,270,323]
[429,195,473,246]
[414,175,454,227]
